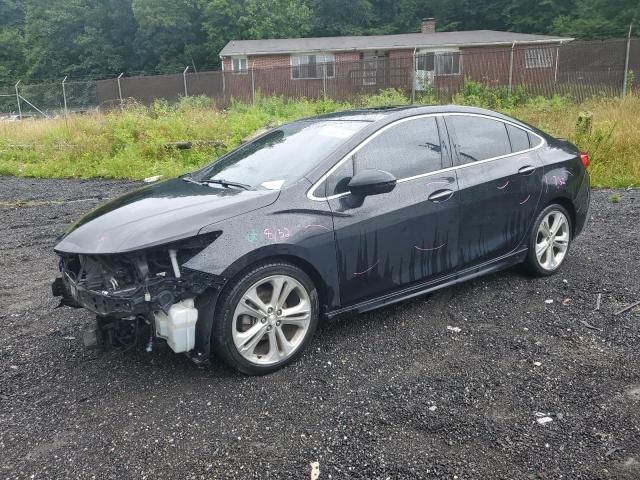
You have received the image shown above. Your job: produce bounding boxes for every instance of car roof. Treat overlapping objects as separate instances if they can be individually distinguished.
[298,106,420,123]
[298,105,542,134]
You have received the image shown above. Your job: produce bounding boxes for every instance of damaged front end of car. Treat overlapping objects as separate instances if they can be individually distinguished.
[52,232,226,361]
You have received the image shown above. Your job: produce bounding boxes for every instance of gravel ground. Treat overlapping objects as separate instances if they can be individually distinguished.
[0,176,639,480]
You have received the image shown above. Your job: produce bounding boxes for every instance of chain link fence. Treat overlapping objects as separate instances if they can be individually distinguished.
[0,80,97,119]
[1,38,637,119]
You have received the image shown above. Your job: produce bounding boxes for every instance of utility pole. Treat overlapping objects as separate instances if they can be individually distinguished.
[15,80,22,120]
[508,41,516,95]
[183,66,190,97]
[117,73,124,109]
[62,76,68,116]
[622,23,633,97]
[251,62,256,104]
[411,48,416,104]
[322,62,327,98]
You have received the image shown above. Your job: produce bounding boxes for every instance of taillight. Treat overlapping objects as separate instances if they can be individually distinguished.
[580,152,590,168]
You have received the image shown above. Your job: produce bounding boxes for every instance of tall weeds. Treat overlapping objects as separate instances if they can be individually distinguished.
[0,90,638,187]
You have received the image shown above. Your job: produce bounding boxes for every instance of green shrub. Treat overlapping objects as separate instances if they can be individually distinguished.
[453,79,533,109]
[359,88,410,107]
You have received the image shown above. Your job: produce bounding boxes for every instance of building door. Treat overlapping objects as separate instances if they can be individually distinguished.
[415,52,435,91]
[362,52,386,86]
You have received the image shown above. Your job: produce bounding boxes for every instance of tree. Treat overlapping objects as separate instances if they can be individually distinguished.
[372,0,436,35]
[132,0,209,73]
[23,0,136,81]
[503,0,575,34]
[202,0,313,60]
[310,0,374,36]
[1,0,638,87]
[551,0,639,39]
[0,0,26,87]
[75,0,137,75]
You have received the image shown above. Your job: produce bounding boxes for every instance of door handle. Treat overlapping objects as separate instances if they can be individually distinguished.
[428,189,454,203]
[518,165,536,176]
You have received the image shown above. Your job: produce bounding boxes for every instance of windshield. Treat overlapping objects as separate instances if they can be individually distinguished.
[193,120,369,190]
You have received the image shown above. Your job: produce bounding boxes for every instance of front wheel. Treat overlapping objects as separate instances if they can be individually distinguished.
[523,204,572,276]
[212,261,319,375]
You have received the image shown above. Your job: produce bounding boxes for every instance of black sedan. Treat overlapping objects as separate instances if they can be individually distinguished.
[52,105,591,375]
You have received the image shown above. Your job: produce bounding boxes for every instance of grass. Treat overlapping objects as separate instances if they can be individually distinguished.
[0,87,639,188]
[506,96,640,188]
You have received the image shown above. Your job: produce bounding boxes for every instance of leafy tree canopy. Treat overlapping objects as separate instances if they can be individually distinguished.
[0,0,636,87]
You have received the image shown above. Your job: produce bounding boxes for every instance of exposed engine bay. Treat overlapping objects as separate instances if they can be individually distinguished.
[52,234,225,357]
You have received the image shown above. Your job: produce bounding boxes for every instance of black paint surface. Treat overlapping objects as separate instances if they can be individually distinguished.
[53,105,590,316]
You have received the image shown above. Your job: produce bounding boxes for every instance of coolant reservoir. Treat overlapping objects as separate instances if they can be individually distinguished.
[154,299,198,353]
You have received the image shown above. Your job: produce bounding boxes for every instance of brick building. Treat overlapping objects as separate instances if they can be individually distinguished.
[218,19,573,99]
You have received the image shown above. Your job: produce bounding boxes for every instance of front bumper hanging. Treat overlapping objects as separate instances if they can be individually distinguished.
[52,267,222,318]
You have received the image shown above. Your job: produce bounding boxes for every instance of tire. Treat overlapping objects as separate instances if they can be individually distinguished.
[523,203,572,276]
[212,260,319,375]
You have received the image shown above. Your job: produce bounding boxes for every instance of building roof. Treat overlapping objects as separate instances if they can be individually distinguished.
[219,30,573,57]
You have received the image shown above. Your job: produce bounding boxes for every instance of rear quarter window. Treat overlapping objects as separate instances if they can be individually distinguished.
[506,124,531,152]
[528,132,543,148]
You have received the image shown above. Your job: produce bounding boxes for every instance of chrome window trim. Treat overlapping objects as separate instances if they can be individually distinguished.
[307,112,545,202]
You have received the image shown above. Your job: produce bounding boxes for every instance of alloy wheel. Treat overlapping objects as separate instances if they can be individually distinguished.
[231,275,312,365]
[535,210,570,271]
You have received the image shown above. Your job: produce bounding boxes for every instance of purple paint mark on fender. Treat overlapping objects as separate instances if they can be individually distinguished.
[497,180,510,190]
[353,261,379,276]
[553,175,567,187]
[519,194,531,205]
[303,224,331,232]
[414,242,446,252]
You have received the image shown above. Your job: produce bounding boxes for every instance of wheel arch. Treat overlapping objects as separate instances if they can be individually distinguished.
[545,196,577,236]
[220,248,332,317]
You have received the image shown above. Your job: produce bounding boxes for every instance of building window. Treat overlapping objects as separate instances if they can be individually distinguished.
[416,51,461,75]
[525,48,553,68]
[436,52,461,75]
[232,56,248,74]
[291,53,335,79]
[416,53,435,72]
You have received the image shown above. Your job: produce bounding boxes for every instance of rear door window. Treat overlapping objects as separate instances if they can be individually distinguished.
[325,116,443,196]
[448,115,511,164]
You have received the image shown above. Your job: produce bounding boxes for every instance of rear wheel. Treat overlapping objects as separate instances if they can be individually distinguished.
[212,261,319,375]
[523,204,572,276]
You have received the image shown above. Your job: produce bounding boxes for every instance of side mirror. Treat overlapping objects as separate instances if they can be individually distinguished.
[347,169,397,197]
